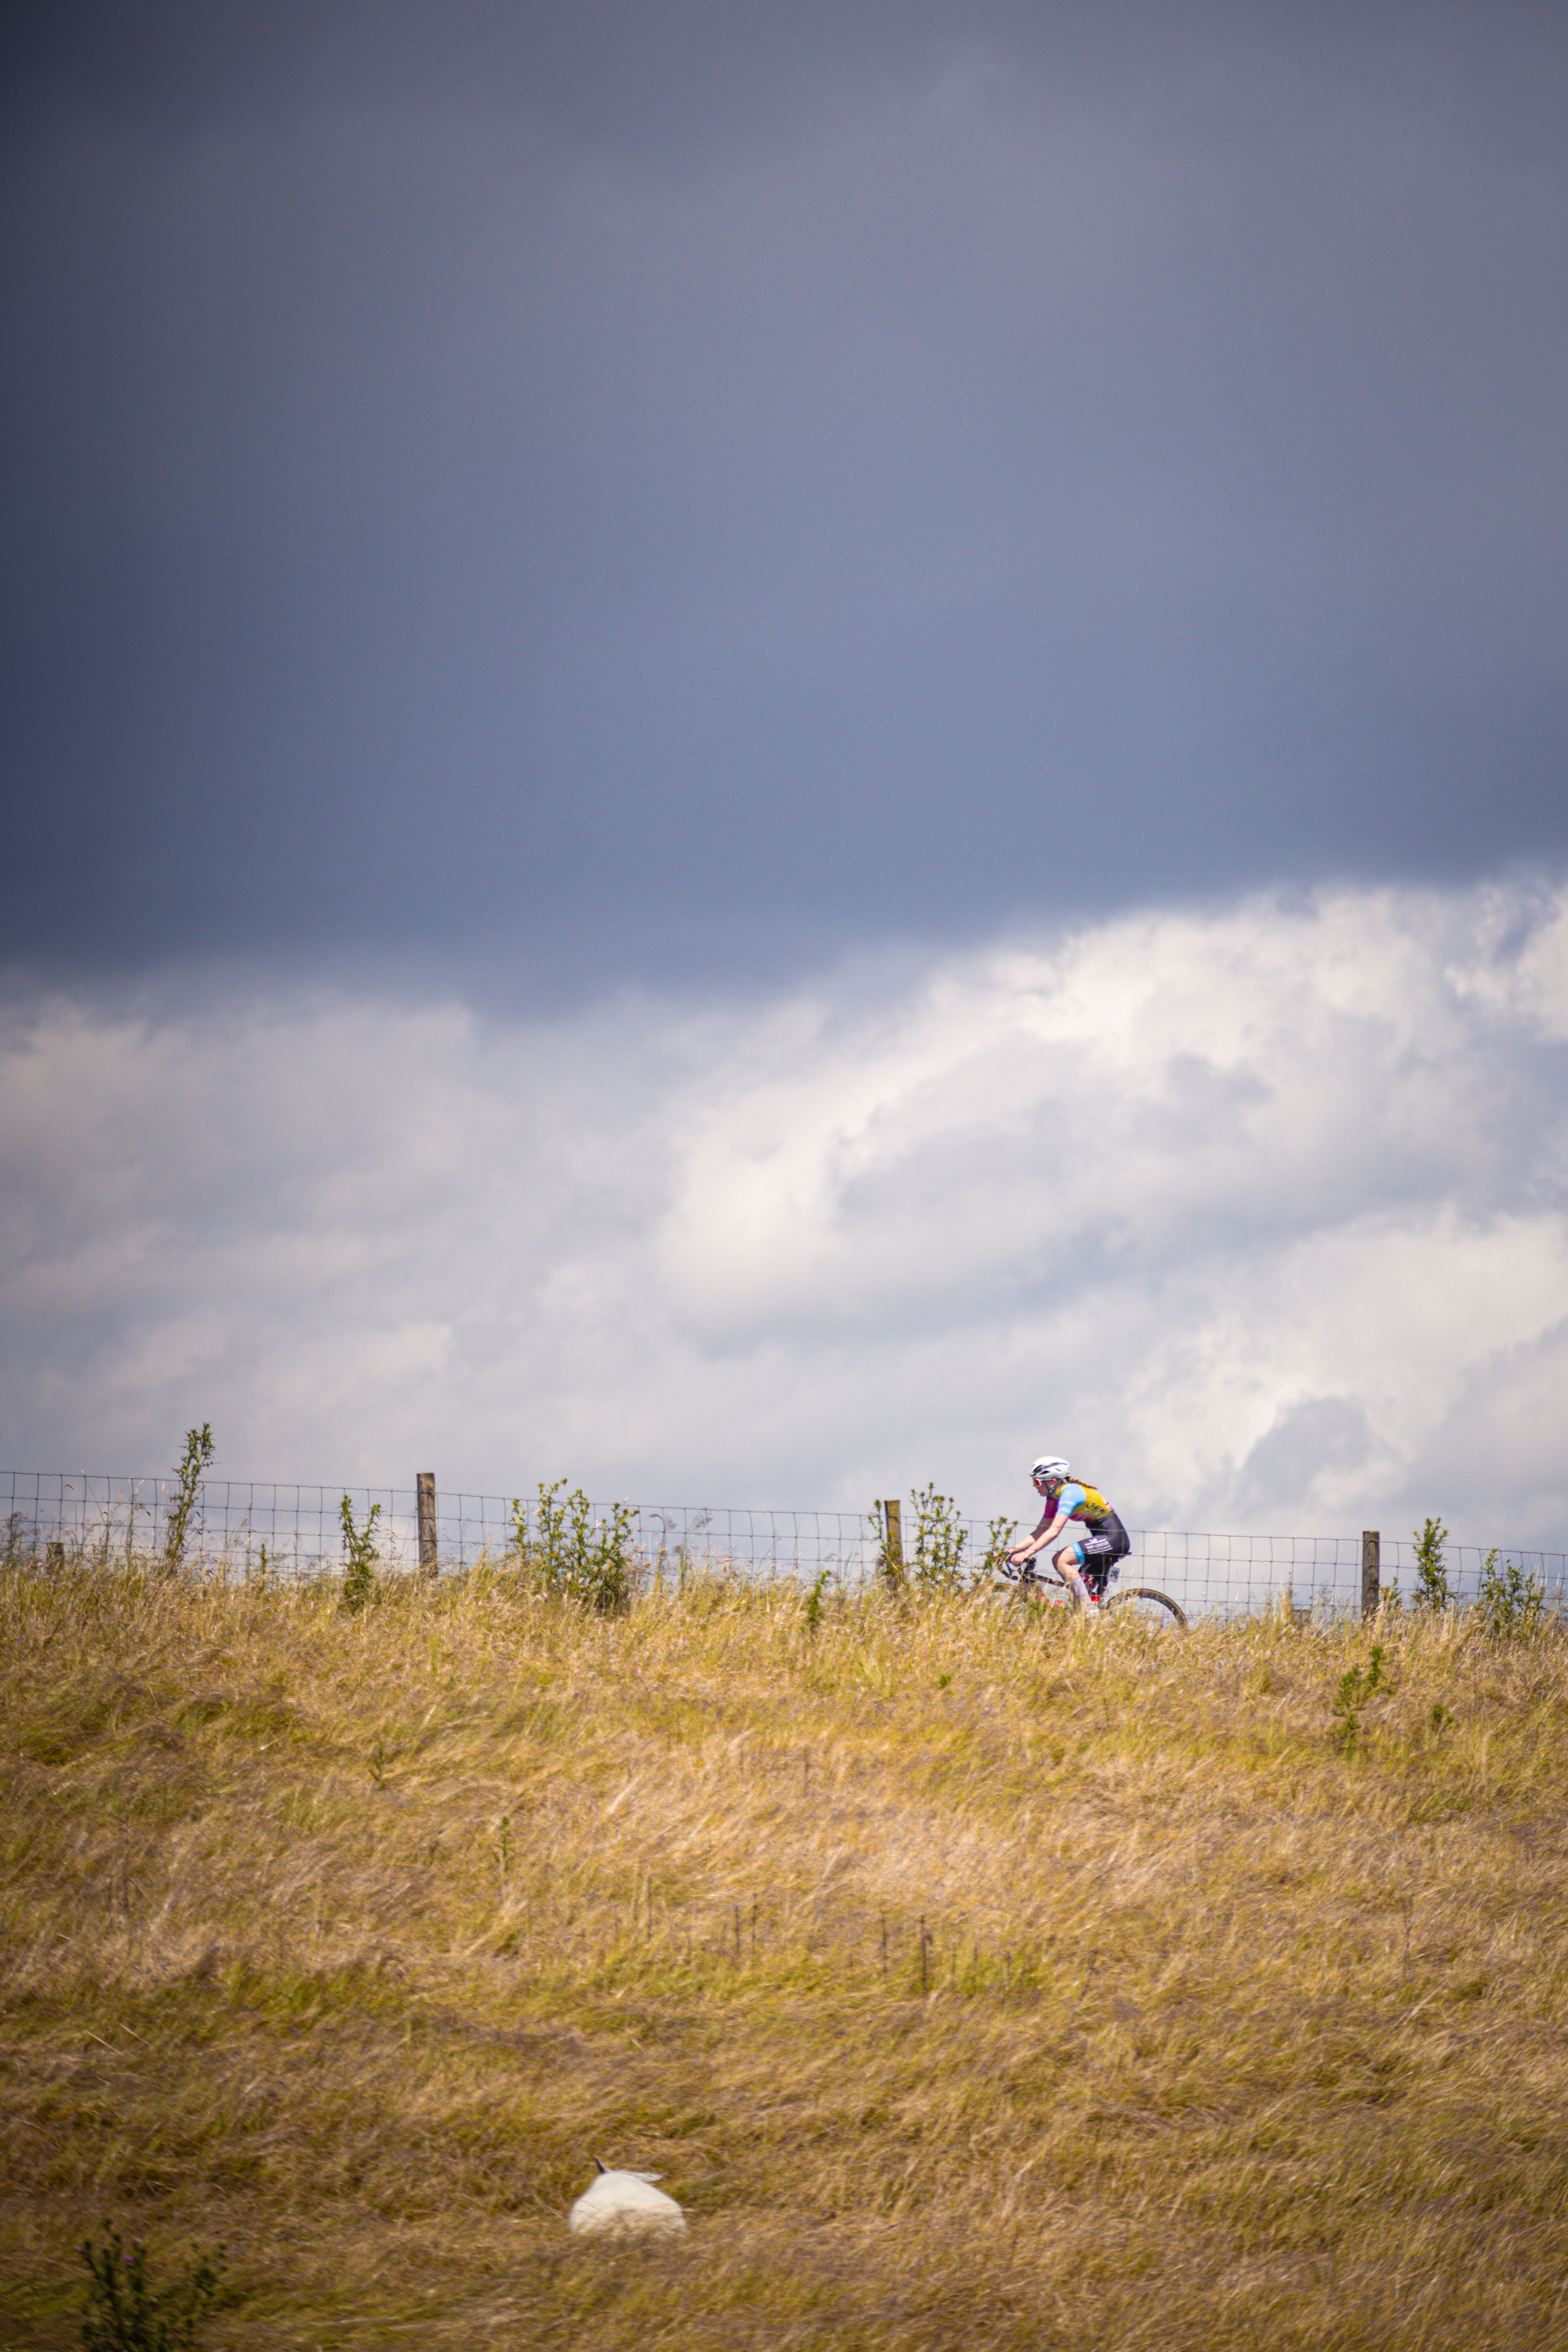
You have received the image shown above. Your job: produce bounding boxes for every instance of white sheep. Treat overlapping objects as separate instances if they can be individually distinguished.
[568,2159,687,2239]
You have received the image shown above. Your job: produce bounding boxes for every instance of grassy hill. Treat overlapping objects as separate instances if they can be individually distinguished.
[2,1559,1566,2349]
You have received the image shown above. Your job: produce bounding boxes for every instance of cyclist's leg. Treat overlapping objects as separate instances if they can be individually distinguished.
[1052,1539,1095,1608]
[1077,1532,1127,1602]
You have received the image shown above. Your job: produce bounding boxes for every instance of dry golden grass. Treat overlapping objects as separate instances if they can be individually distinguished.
[2,1559,1567,2349]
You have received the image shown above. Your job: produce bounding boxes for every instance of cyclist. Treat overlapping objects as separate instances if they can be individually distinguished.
[1007,1456,1131,1608]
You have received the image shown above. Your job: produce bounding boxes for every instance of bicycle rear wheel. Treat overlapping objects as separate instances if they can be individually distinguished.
[1102,1585,1188,1631]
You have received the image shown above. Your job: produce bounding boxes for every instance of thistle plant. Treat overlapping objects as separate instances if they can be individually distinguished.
[1475,1548,1546,1640]
[514,1480,637,1613]
[162,1425,215,1575]
[339,1496,381,1613]
[1411,1516,1451,1612]
[906,1484,968,1595]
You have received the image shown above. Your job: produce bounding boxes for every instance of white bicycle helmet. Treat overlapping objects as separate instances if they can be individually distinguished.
[1030,1455,1070,1485]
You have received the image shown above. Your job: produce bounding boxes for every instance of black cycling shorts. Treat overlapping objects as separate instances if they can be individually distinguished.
[1065,1518,1131,1594]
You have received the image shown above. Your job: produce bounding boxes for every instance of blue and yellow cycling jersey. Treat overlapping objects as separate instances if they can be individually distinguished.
[1053,1479,1115,1530]
[1045,1479,1131,1568]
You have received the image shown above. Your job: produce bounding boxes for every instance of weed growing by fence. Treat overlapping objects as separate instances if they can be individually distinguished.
[78,2223,223,2352]
[1475,1546,1547,1640]
[906,1483,968,1594]
[1412,1513,1452,1610]
[338,1494,380,1613]
[161,1425,214,1574]
[510,1479,637,1613]
[867,1484,997,1597]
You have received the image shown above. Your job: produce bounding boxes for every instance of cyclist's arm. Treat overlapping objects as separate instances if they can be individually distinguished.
[1011,1508,1067,1563]
[1010,1482,1089,1564]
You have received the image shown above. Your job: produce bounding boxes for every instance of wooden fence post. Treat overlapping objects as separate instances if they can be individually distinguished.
[882,1498,904,1580]
[417,1473,437,1578]
[1361,1530,1380,1621]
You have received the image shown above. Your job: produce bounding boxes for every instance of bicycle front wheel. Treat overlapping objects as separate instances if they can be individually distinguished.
[1102,1585,1188,1631]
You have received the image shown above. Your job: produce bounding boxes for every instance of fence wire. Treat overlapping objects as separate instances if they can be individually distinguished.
[3,1471,1564,1624]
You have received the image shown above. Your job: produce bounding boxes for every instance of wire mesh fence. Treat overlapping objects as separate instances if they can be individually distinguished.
[0,1474,883,1586]
[1118,1529,1568,1622]
[3,1469,1565,1623]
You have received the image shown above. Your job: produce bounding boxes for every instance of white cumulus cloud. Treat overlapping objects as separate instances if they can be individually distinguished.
[2,878,1565,1549]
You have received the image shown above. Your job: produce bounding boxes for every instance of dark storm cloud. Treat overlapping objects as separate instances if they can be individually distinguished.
[3,2,1566,993]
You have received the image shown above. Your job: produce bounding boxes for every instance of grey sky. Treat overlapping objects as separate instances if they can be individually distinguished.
[3,6,1566,1544]
[4,1,1566,993]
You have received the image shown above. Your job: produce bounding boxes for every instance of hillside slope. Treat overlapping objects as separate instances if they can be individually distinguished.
[2,1564,1566,2349]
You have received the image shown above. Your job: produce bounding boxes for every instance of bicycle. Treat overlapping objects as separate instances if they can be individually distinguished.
[994,1557,1188,1630]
